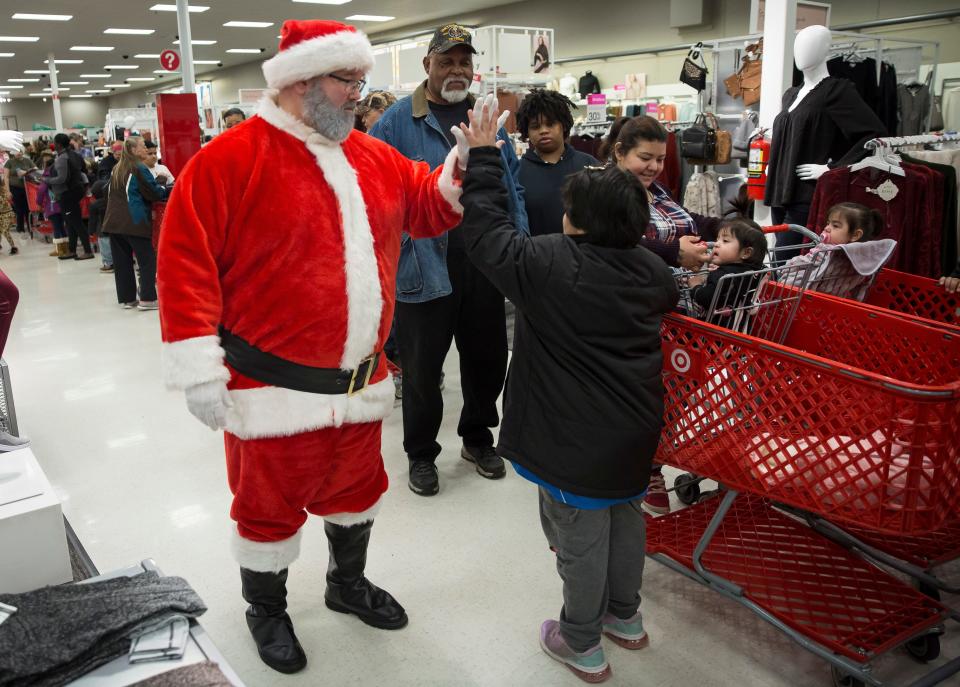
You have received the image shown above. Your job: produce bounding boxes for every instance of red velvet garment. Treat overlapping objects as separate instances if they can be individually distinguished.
[226,422,386,543]
[806,163,942,278]
[656,131,683,200]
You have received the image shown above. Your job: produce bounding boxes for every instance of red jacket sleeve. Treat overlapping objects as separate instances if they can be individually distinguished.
[394,144,463,240]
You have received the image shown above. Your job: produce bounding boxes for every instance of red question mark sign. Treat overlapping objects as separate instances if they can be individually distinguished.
[160,50,180,72]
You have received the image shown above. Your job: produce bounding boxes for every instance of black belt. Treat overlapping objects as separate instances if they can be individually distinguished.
[218,326,380,395]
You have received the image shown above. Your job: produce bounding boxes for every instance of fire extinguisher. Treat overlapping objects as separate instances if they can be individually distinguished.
[747,130,770,201]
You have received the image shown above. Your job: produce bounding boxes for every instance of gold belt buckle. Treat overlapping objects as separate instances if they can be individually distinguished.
[347,354,377,396]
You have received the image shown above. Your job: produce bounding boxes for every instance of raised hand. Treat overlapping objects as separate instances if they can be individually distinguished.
[451,93,510,170]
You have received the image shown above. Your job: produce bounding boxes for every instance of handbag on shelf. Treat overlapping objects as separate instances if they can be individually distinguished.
[724,40,763,106]
[682,113,731,165]
[680,42,708,93]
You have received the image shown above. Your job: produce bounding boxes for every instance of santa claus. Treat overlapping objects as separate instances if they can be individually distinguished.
[157,19,497,674]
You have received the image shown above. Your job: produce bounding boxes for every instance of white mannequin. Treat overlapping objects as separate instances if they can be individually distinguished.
[558,72,578,100]
[0,130,24,154]
[791,25,832,181]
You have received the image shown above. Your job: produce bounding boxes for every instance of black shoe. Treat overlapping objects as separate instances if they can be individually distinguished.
[240,568,307,674]
[324,520,408,630]
[461,445,506,479]
[408,460,439,496]
[8,247,17,255]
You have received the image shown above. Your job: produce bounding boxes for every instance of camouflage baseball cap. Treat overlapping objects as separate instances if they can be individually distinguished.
[428,23,477,55]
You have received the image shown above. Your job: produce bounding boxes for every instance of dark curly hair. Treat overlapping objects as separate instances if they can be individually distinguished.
[516,89,577,142]
[561,166,649,249]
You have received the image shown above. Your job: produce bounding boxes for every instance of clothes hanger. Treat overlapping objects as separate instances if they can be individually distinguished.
[849,146,905,176]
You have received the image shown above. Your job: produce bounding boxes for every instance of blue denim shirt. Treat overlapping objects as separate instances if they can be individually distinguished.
[369,82,528,302]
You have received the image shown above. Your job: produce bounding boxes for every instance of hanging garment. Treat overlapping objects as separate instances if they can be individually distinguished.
[806,163,943,278]
[827,56,879,115]
[656,130,683,200]
[943,88,960,132]
[496,91,520,134]
[684,171,722,218]
[902,153,958,274]
[0,572,207,687]
[877,62,899,136]
[897,83,932,135]
[765,78,886,208]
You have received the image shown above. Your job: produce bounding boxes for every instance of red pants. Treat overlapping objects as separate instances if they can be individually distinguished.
[225,421,388,543]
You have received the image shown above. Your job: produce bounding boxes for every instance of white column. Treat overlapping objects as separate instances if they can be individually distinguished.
[176,0,196,95]
[47,52,64,131]
[755,0,797,225]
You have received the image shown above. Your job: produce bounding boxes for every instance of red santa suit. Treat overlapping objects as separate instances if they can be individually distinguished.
[157,35,462,573]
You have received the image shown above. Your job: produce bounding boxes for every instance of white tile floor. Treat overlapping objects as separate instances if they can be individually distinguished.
[3,233,958,687]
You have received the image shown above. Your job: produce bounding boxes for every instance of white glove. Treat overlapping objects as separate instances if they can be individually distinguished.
[451,93,511,171]
[795,163,829,181]
[184,380,234,431]
[0,130,24,154]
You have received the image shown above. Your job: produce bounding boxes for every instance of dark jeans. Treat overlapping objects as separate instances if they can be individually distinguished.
[539,488,646,653]
[0,269,18,357]
[111,234,156,303]
[9,186,29,232]
[771,203,811,262]
[396,256,507,462]
[61,189,92,255]
[49,213,66,240]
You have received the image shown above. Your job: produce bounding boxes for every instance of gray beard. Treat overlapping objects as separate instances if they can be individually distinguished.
[302,80,354,142]
[440,77,470,103]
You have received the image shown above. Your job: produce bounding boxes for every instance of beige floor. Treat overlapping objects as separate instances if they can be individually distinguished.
[3,233,958,687]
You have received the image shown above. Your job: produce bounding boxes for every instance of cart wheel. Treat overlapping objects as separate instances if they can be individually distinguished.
[830,666,865,687]
[674,474,701,506]
[905,634,941,663]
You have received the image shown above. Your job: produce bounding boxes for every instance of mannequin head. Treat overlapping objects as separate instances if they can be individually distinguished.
[794,25,831,72]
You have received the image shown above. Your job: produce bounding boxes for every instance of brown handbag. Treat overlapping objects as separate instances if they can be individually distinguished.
[686,113,732,166]
[724,40,763,106]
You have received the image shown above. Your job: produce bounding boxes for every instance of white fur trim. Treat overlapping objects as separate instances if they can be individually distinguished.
[438,145,464,214]
[262,30,374,91]
[256,94,383,371]
[224,377,394,440]
[305,137,383,370]
[323,498,381,527]
[232,529,302,573]
[162,335,231,390]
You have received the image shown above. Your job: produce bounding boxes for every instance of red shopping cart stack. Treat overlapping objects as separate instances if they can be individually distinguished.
[648,274,960,686]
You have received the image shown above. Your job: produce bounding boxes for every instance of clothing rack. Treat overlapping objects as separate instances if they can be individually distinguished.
[864,132,960,150]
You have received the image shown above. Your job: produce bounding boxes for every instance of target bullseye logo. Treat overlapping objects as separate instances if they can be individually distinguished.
[670,348,692,373]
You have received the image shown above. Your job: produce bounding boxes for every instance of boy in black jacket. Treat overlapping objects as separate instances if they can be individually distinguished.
[455,105,678,683]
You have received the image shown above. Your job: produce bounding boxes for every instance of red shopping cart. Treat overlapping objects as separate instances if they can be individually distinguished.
[648,286,960,685]
[23,180,52,241]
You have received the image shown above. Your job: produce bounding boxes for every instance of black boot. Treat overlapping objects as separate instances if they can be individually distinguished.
[240,568,307,674]
[324,520,408,630]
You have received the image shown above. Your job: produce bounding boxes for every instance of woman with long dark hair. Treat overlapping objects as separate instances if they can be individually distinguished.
[102,136,170,310]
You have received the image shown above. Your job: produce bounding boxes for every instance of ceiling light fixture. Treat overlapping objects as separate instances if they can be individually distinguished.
[60,81,90,85]
[71,46,115,52]
[193,60,221,64]
[345,14,394,21]
[223,21,274,28]
[46,59,83,64]
[0,53,14,57]
[104,65,140,70]
[70,94,93,98]
[291,0,352,4]
[29,93,48,97]
[24,69,51,74]
[226,48,263,53]
[173,39,217,45]
[104,28,156,35]
[80,74,111,78]
[43,87,69,91]
[104,84,130,87]
[0,36,40,42]
[86,89,110,93]
[149,3,210,11]
[153,70,179,74]
[1,85,23,89]
[12,13,72,21]
[134,54,162,58]
[8,78,40,82]
[126,77,156,81]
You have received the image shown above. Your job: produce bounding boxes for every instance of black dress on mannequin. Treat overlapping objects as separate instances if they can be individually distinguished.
[765,77,884,246]
[578,71,600,99]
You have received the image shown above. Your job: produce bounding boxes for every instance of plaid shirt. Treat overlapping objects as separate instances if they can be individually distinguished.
[647,182,697,244]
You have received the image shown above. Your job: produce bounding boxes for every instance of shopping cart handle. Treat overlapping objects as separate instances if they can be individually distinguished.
[763,224,822,244]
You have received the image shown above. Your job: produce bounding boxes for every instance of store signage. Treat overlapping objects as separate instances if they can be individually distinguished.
[586,93,606,105]
[613,84,626,93]
[160,50,181,72]
[586,103,606,124]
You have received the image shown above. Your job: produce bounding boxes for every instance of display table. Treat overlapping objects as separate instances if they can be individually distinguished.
[68,560,245,686]
[0,447,72,593]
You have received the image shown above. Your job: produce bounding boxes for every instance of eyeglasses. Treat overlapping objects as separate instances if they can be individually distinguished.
[326,73,366,93]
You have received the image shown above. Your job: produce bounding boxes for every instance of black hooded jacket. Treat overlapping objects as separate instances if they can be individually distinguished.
[460,147,679,498]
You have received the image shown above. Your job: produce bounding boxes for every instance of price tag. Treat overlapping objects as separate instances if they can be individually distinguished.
[586,93,607,105]
[586,104,606,124]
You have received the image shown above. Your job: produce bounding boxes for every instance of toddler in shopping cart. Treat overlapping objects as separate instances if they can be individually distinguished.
[781,203,895,299]
[454,104,679,683]
[687,218,767,327]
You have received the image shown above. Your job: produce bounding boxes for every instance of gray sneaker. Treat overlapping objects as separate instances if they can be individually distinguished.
[461,445,506,480]
[0,430,30,452]
[137,300,159,311]
[539,619,611,683]
[602,610,649,649]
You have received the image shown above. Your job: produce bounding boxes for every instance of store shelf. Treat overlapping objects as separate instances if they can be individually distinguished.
[647,495,948,663]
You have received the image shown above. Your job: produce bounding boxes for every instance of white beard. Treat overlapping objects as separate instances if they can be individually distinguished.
[440,77,470,103]
[302,79,354,142]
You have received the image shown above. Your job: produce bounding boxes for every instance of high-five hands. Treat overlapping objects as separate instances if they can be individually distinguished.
[450,93,510,171]
[0,130,24,154]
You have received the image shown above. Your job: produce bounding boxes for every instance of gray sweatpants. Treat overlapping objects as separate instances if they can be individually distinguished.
[539,487,647,653]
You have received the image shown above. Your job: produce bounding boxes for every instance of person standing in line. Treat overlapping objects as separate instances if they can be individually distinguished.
[143,141,175,185]
[369,23,528,496]
[97,142,123,181]
[355,91,397,132]
[102,136,170,310]
[45,134,95,260]
[36,153,70,258]
[221,108,246,130]
[516,89,598,236]
[3,147,37,234]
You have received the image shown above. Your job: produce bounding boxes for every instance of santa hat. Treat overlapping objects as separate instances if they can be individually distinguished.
[262,20,375,91]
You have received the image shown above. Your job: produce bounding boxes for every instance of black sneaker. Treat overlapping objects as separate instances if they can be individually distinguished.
[408,460,439,496]
[461,445,506,480]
